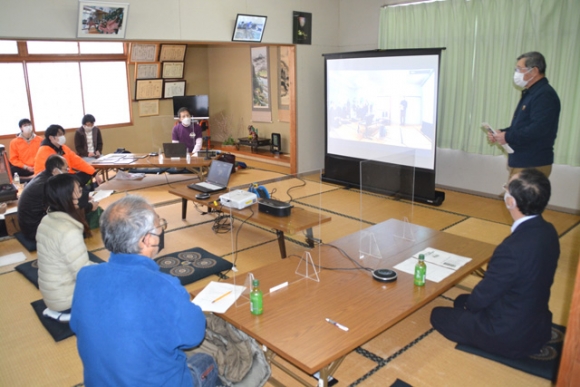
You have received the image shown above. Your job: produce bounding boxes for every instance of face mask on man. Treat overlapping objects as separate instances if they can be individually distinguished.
[182,117,192,127]
[83,125,93,132]
[57,135,66,146]
[22,125,33,136]
[504,190,516,210]
[153,229,165,254]
[513,68,533,88]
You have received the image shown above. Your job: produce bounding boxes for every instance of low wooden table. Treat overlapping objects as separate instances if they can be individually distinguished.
[168,183,331,258]
[92,153,212,181]
[219,219,495,386]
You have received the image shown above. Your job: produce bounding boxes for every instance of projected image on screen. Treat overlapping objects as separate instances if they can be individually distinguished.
[326,54,439,170]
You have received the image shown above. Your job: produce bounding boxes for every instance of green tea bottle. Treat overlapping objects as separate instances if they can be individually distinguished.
[250,279,263,315]
[414,254,426,286]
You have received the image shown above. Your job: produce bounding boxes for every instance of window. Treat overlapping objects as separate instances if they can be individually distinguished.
[0,40,130,137]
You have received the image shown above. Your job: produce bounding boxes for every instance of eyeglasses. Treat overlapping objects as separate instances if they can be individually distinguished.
[514,66,531,73]
[149,218,167,236]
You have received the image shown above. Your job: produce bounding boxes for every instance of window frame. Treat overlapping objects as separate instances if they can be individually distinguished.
[0,40,132,139]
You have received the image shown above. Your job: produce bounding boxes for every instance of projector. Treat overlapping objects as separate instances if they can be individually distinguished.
[219,190,257,210]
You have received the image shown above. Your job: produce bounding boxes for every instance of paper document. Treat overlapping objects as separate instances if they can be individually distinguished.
[394,247,472,283]
[90,190,114,202]
[481,122,514,154]
[192,281,246,313]
[0,206,17,221]
[0,252,26,267]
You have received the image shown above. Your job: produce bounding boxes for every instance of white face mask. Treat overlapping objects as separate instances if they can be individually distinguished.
[57,135,66,146]
[504,190,516,210]
[22,125,33,135]
[513,69,532,88]
[83,125,93,132]
[182,117,192,127]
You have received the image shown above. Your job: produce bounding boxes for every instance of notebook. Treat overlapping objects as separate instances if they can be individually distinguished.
[188,160,233,193]
[163,142,187,158]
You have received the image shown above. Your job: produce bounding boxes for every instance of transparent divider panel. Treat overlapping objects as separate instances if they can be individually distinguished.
[148,115,176,154]
[223,169,325,308]
[359,150,416,270]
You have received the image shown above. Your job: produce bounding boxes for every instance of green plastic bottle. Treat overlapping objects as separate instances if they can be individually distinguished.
[414,254,426,286]
[250,279,263,315]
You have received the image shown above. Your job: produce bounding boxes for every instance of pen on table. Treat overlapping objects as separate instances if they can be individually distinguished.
[211,291,232,303]
[326,318,349,332]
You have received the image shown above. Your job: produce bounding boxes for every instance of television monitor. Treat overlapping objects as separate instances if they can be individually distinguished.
[172,95,209,119]
[232,14,267,43]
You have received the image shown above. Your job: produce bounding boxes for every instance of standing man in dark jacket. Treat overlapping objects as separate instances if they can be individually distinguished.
[430,168,560,359]
[488,51,560,178]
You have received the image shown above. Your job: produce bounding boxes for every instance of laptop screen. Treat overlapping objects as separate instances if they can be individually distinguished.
[206,160,233,186]
[163,143,187,158]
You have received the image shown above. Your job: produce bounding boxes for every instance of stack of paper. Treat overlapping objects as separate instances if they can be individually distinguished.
[394,247,472,283]
[192,281,246,313]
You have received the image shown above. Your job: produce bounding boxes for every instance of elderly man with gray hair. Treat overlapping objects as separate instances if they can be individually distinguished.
[70,195,218,387]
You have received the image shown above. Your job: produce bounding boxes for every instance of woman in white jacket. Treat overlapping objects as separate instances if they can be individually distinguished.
[36,173,93,320]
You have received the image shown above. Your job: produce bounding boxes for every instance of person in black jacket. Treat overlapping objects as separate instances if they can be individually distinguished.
[488,52,560,178]
[430,168,560,359]
[74,114,103,160]
[17,155,68,241]
[18,155,97,243]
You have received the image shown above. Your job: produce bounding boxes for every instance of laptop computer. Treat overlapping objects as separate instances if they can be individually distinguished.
[163,142,187,158]
[187,160,233,193]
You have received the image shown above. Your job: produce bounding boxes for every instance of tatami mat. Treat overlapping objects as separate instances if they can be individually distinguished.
[1,162,578,387]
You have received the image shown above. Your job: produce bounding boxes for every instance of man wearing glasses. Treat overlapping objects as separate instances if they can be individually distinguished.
[430,169,560,359]
[488,51,560,178]
[71,195,218,386]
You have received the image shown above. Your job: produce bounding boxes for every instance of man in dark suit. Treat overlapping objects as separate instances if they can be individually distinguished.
[430,168,559,359]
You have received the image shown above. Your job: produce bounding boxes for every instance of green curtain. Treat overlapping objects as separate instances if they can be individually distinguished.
[379,0,580,166]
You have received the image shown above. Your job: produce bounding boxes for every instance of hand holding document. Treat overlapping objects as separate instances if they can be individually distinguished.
[481,122,514,154]
[192,281,246,313]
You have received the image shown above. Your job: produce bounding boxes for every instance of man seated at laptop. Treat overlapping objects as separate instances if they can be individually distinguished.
[172,107,203,156]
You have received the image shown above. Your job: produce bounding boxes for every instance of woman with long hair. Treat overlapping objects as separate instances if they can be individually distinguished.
[36,173,94,321]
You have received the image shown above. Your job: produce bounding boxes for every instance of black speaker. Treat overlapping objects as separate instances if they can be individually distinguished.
[271,133,281,154]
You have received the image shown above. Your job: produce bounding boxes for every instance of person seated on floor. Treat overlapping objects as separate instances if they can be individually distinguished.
[36,173,95,322]
[430,168,560,359]
[9,118,42,178]
[74,114,103,161]
[173,107,203,156]
[17,155,84,243]
[34,124,102,210]
[70,195,218,387]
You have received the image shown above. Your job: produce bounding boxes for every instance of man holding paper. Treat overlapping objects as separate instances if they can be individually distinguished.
[487,51,560,178]
[70,195,218,386]
[430,169,560,359]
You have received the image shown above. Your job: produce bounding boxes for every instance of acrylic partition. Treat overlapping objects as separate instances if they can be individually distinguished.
[359,150,417,270]
[219,169,326,308]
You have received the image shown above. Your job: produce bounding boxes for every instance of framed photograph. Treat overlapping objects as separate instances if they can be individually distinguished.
[135,79,163,100]
[138,100,159,117]
[77,1,129,39]
[135,63,160,79]
[293,11,312,45]
[164,80,186,99]
[162,62,184,79]
[159,44,187,62]
[232,14,267,43]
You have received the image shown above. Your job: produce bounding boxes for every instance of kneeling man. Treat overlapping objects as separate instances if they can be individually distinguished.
[430,168,559,358]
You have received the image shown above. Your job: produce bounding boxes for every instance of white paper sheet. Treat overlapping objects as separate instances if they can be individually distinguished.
[394,247,472,283]
[0,252,26,267]
[192,281,246,313]
[90,190,114,202]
